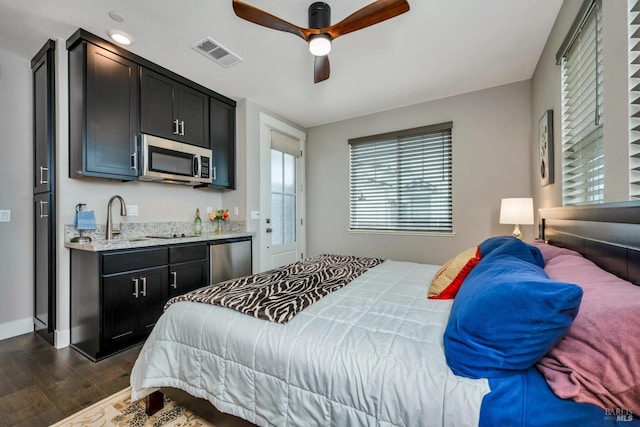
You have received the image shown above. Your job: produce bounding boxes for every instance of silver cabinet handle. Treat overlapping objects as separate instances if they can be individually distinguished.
[141,277,147,297]
[40,166,48,184]
[39,200,48,218]
[130,151,137,171]
[173,119,180,135]
[212,166,217,181]
[132,278,139,298]
[171,271,177,289]
[179,120,185,136]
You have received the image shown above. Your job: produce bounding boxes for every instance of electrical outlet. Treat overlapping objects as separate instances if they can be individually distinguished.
[0,210,10,222]
[206,206,213,214]
[234,206,239,216]
[126,205,139,216]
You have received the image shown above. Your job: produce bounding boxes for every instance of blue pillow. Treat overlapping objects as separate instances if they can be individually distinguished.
[444,239,582,378]
[478,236,517,256]
[478,235,544,268]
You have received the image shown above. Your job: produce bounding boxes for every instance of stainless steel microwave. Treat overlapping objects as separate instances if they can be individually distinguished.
[139,134,212,185]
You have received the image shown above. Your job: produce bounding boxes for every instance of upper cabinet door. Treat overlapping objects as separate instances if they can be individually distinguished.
[177,85,209,148]
[140,68,176,140]
[209,97,236,189]
[32,40,55,194]
[68,41,139,180]
[140,68,209,148]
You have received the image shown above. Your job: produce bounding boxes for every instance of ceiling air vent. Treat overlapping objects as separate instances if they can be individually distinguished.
[191,37,242,68]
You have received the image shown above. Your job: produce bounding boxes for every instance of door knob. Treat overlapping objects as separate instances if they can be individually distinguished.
[266,227,273,233]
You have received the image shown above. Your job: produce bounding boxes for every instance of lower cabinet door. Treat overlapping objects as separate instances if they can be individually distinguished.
[102,271,138,353]
[169,260,208,298]
[137,266,169,335]
[102,265,168,354]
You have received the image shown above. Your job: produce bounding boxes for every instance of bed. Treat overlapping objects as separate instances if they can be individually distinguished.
[130,202,640,426]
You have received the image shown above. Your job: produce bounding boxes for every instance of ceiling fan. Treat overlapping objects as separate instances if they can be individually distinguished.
[232,0,410,83]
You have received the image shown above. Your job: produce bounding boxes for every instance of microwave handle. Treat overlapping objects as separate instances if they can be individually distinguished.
[194,155,201,178]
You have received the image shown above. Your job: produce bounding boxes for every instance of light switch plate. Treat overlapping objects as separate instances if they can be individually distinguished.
[126,205,139,216]
[250,210,260,219]
[0,210,10,222]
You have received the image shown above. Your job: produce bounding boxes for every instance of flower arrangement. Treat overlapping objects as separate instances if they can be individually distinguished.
[209,209,230,222]
[209,209,230,233]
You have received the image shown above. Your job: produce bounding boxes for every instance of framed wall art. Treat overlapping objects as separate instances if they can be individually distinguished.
[539,109,554,186]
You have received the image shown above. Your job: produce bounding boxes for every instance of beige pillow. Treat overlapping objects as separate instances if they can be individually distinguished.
[428,247,481,299]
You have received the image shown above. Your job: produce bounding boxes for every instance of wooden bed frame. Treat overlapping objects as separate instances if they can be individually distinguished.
[144,201,640,415]
[539,201,640,286]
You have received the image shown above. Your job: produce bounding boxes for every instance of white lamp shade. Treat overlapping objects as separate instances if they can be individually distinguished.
[499,198,534,225]
[309,34,331,56]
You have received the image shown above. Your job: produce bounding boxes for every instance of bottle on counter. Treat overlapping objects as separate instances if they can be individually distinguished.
[194,208,202,235]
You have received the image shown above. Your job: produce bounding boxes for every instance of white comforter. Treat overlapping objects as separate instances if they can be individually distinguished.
[130,260,489,426]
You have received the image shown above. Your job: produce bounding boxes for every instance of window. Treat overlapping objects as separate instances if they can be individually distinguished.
[630,0,640,199]
[348,122,452,233]
[558,0,604,205]
[270,130,299,246]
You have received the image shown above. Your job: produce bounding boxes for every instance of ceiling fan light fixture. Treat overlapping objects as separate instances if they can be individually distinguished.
[309,34,331,56]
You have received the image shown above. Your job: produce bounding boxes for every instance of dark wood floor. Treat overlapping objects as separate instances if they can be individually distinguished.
[0,332,140,426]
[0,332,255,427]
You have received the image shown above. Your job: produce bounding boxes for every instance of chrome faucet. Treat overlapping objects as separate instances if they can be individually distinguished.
[106,195,127,240]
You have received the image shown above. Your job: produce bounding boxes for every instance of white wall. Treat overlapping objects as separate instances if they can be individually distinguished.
[306,81,533,265]
[0,50,34,340]
[230,99,306,274]
[530,0,631,210]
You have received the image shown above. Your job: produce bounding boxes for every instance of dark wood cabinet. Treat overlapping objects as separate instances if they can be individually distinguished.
[140,68,209,148]
[32,42,55,195]
[66,29,237,188]
[103,265,168,354]
[168,243,209,298]
[33,192,55,344]
[68,40,139,180]
[32,40,56,346]
[209,97,236,189]
[70,247,169,360]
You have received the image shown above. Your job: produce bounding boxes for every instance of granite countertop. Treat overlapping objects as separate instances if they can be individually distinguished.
[65,232,254,252]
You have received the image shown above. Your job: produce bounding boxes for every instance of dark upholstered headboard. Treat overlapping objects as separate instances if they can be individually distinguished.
[539,201,640,286]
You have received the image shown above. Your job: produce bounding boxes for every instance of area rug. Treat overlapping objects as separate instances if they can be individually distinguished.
[50,386,214,427]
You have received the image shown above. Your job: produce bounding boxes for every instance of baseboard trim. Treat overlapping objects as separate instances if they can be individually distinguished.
[0,317,33,341]
[55,328,70,349]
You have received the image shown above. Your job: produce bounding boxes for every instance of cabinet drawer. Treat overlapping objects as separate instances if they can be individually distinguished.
[102,247,168,275]
[169,243,207,264]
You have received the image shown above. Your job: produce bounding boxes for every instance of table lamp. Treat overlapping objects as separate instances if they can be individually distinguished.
[499,198,534,239]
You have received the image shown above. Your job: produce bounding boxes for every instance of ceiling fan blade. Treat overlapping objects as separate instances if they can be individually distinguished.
[326,0,410,39]
[314,55,330,84]
[232,0,313,40]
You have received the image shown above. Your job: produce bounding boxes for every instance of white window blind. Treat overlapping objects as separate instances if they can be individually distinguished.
[630,0,640,199]
[559,0,604,206]
[348,122,452,233]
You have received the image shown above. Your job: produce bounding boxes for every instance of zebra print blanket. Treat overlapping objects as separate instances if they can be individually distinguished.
[165,254,384,324]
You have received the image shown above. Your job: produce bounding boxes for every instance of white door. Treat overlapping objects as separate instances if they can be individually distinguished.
[259,113,305,271]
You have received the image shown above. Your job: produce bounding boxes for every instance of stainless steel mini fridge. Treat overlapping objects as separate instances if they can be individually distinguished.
[209,237,252,284]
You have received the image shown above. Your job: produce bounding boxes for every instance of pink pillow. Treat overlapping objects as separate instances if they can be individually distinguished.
[537,254,640,413]
[529,238,582,263]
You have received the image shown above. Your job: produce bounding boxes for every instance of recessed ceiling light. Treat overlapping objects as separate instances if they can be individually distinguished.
[108,30,133,46]
[108,11,125,22]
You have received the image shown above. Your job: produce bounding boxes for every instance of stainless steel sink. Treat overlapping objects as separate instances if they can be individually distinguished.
[107,237,153,243]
